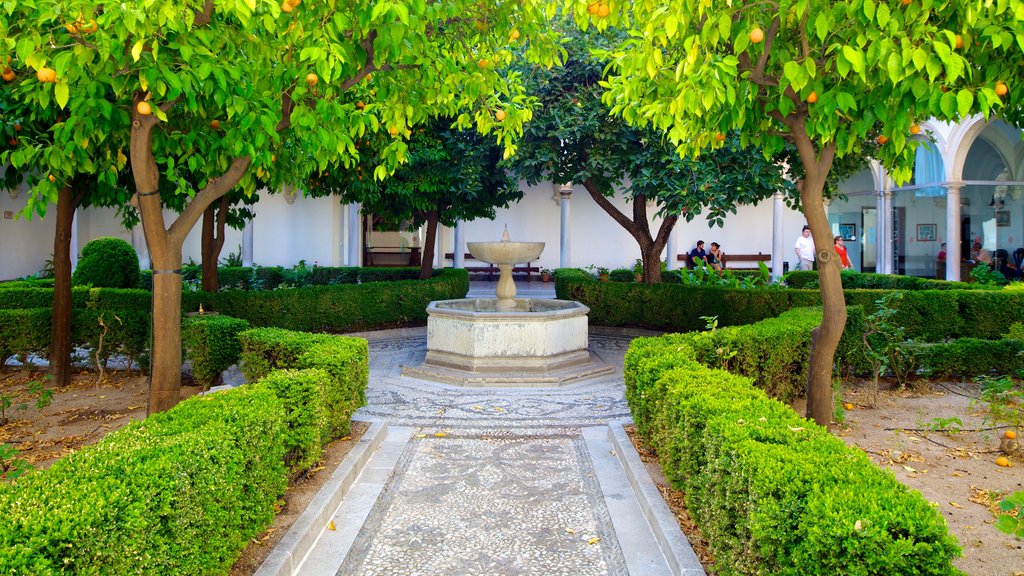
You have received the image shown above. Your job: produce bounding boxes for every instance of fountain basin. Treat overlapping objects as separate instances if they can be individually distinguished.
[401,298,614,386]
[467,241,544,265]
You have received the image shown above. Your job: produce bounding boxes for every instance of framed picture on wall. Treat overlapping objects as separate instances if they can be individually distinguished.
[996,210,1010,227]
[917,223,937,242]
[838,223,856,240]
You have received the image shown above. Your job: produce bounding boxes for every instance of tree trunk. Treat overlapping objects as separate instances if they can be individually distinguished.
[200,197,228,292]
[49,184,83,389]
[583,179,677,284]
[131,95,252,415]
[419,210,439,280]
[792,128,845,429]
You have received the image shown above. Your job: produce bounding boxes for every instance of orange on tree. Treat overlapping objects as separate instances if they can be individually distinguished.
[910,123,921,134]
[356,101,366,110]
[7,137,17,146]
[877,134,888,145]
[48,174,55,182]
[36,67,56,83]
[82,19,97,33]
[210,119,221,130]
[281,0,294,13]
[65,21,79,34]
[306,72,318,87]
[587,2,599,14]
[597,3,610,17]
[2,67,15,82]
[495,109,506,121]
[715,132,725,142]
[388,126,399,136]
[750,27,764,44]
[807,91,818,104]
[136,101,153,115]
[902,0,911,5]
[955,35,963,49]
[995,81,1008,96]
[509,29,520,41]
[13,124,22,132]
[478,58,490,68]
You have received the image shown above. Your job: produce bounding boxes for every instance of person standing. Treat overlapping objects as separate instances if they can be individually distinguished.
[833,235,852,270]
[795,225,815,271]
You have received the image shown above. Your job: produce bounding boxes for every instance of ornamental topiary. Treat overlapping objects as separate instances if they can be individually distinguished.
[72,237,140,289]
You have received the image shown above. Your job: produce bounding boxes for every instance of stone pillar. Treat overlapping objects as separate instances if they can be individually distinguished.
[453,221,464,268]
[70,208,79,272]
[241,218,254,267]
[559,185,572,269]
[347,203,361,266]
[435,225,445,268]
[131,222,151,270]
[665,221,678,271]
[771,191,785,279]
[883,187,894,274]
[946,184,962,281]
[876,189,886,274]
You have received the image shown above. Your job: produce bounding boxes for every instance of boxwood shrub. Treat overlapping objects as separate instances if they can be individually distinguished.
[257,368,330,472]
[907,337,1024,378]
[0,384,288,575]
[182,314,251,388]
[624,333,962,575]
[784,269,989,291]
[239,327,368,439]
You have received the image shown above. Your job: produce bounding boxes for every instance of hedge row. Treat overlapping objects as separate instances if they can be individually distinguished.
[555,269,1024,340]
[0,385,289,575]
[624,335,962,575]
[182,315,251,388]
[239,327,369,443]
[192,268,468,332]
[0,270,466,366]
[139,265,422,291]
[782,269,987,291]
[907,337,1024,379]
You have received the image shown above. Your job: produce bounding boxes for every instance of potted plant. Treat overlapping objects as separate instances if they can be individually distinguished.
[633,258,644,282]
[540,268,552,282]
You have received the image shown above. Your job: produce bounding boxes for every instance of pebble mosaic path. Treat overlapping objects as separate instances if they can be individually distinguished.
[261,302,703,575]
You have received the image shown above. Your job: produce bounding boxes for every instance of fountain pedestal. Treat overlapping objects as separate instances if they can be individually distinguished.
[401,229,612,387]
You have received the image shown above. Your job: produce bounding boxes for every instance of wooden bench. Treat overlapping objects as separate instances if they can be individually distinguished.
[444,252,539,281]
[677,252,772,270]
[365,247,421,267]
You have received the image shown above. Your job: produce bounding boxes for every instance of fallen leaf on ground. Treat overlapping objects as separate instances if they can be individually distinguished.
[327,521,336,531]
[949,501,963,508]
[587,537,600,545]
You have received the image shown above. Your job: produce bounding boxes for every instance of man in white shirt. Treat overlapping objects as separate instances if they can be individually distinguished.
[795,225,815,270]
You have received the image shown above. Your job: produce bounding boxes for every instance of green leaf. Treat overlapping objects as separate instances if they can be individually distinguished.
[54,82,69,109]
[842,46,865,76]
[814,13,829,41]
[876,3,890,27]
[956,89,974,118]
[132,40,145,63]
[939,91,957,118]
[912,48,927,71]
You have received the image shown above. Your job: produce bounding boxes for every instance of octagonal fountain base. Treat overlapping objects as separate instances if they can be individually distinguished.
[401,298,614,387]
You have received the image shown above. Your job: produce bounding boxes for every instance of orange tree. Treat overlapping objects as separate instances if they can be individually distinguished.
[575,0,1016,426]
[3,0,562,413]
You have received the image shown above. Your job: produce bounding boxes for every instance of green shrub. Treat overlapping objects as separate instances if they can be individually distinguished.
[358,267,422,283]
[609,268,635,282]
[309,266,359,286]
[784,270,996,291]
[257,369,329,472]
[72,237,140,289]
[0,308,51,366]
[0,385,287,575]
[239,327,368,440]
[907,338,1024,378]
[182,314,251,388]
[0,287,88,310]
[624,335,962,575]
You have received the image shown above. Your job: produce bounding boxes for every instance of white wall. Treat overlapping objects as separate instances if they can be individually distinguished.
[0,184,56,281]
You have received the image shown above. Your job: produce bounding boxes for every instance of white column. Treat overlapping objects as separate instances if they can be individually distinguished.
[453,221,464,268]
[771,191,785,279]
[559,185,572,269]
[241,218,254,267]
[875,189,886,274]
[435,225,444,268]
[70,208,79,272]
[665,221,678,271]
[883,187,894,274]
[946,184,962,281]
[131,223,150,270]
[346,203,361,266]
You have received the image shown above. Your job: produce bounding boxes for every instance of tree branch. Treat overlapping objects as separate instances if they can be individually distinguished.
[583,178,648,247]
[195,0,215,26]
[169,157,252,246]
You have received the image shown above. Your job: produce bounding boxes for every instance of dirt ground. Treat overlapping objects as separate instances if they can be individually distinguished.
[0,367,365,575]
[632,380,1024,576]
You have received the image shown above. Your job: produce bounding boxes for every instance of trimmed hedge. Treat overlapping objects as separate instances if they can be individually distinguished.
[239,327,368,439]
[195,268,468,332]
[0,384,289,575]
[71,237,140,289]
[556,268,1024,341]
[0,308,51,367]
[783,269,987,291]
[624,335,962,575]
[907,338,1024,378]
[182,314,251,388]
[258,369,330,472]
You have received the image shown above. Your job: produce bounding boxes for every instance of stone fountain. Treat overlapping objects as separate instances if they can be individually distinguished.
[401,229,613,386]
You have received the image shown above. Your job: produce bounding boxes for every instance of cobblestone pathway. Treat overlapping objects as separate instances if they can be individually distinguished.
[259,328,703,576]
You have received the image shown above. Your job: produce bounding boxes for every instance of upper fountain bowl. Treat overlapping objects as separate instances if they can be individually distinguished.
[467,241,544,265]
